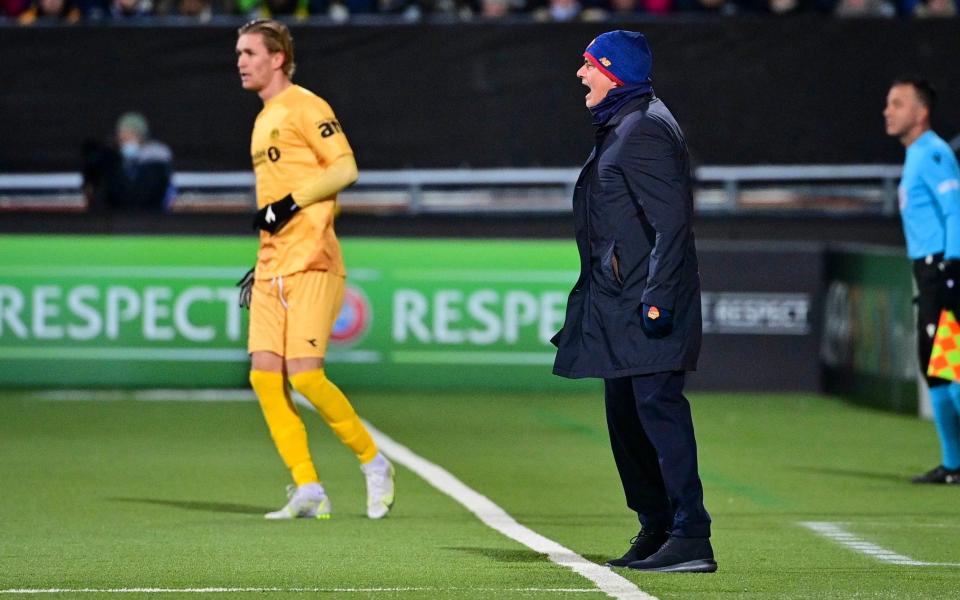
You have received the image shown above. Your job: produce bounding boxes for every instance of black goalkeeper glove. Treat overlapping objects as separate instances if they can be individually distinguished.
[252,194,299,234]
[236,267,255,309]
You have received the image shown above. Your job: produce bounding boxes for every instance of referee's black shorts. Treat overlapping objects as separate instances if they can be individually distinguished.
[914,253,954,387]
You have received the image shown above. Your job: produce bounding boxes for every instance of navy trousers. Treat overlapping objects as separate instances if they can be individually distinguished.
[604,371,712,538]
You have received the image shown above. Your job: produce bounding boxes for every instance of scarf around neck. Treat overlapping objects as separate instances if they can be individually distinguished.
[589,82,654,127]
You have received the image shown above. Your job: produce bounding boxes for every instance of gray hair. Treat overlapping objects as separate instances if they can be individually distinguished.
[116,112,150,140]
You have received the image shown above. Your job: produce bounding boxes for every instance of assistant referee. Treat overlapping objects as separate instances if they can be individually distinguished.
[885,77,960,485]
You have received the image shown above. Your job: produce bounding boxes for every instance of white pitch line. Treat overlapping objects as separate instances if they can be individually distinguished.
[800,521,960,567]
[841,521,960,530]
[0,587,602,595]
[362,419,656,600]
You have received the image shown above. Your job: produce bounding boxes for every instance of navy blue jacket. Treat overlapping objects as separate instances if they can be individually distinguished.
[552,94,702,379]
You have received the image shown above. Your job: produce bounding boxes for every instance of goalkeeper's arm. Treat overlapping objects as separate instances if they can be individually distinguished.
[253,154,358,233]
[292,153,358,208]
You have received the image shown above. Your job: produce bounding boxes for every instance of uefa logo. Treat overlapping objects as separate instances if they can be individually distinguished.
[331,285,372,346]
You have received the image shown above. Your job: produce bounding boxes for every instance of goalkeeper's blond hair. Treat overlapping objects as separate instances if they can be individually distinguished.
[238,19,296,79]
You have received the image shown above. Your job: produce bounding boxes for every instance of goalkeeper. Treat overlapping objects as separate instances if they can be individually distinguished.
[885,77,960,484]
[235,18,395,518]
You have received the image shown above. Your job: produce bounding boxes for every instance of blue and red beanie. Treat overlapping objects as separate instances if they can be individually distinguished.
[584,31,653,87]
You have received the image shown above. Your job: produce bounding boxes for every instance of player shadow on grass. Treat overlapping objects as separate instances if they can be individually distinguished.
[790,466,911,483]
[109,497,271,515]
[446,546,608,565]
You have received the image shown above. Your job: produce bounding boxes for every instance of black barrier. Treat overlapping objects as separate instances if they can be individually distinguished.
[691,241,824,392]
[820,245,917,413]
[1,20,959,172]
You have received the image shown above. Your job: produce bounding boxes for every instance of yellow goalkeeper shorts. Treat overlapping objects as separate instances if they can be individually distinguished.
[247,269,345,359]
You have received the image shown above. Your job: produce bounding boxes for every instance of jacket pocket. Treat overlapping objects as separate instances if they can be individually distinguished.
[601,242,623,287]
[612,253,623,284]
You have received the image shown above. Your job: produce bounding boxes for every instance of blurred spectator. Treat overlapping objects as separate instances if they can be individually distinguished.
[75,0,110,17]
[178,0,213,16]
[231,0,255,14]
[478,0,508,16]
[17,0,80,22]
[264,0,308,16]
[913,0,956,15]
[2,0,30,18]
[234,0,308,17]
[377,0,428,20]
[83,112,174,213]
[674,0,740,15]
[428,0,472,17]
[311,0,377,20]
[156,0,215,19]
[531,0,580,20]
[111,0,152,16]
[548,0,580,18]
[644,0,672,12]
[735,0,833,13]
[766,0,800,13]
[605,0,639,15]
[834,0,894,15]
[608,0,673,15]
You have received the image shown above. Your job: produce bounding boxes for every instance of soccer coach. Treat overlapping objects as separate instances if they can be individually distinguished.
[552,31,715,573]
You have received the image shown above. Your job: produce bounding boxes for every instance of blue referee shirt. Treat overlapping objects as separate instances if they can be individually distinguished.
[899,130,960,260]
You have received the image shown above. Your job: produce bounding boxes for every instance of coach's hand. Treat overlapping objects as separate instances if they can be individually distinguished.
[641,304,673,339]
[236,267,255,309]
[253,194,299,234]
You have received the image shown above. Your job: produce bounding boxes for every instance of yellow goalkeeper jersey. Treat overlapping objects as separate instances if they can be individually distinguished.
[250,85,353,279]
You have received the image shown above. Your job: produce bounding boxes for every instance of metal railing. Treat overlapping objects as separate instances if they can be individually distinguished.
[0,165,904,215]
[694,164,903,214]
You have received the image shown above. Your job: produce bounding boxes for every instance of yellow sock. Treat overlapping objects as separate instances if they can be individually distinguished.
[249,370,320,486]
[289,369,378,464]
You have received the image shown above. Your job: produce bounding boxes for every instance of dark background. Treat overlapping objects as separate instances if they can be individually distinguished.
[694,242,825,392]
[2,19,959,172]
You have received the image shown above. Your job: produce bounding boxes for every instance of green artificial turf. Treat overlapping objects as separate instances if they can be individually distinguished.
[1,389,958,599]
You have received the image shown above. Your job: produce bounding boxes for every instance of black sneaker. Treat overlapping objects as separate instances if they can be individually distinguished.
[605,530,669,567]
[627,536,718,573]
[911,465,960,484]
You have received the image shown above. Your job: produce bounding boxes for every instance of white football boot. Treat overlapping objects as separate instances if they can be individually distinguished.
[264,483,331,520]
[361,453,395,519]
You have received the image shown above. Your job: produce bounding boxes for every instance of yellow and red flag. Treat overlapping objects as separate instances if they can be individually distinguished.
[928,309,960,382]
